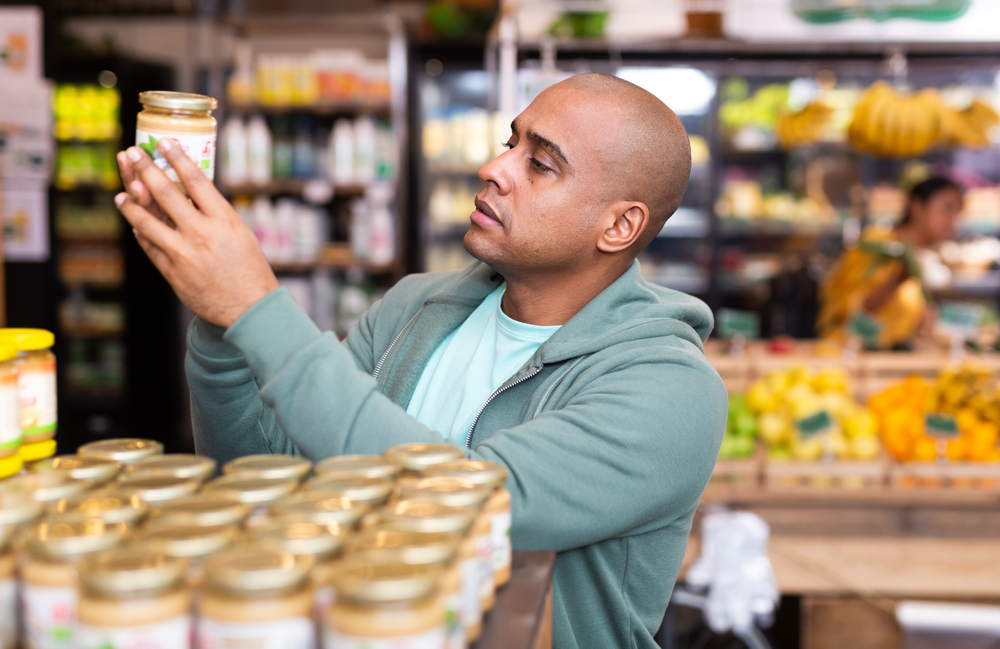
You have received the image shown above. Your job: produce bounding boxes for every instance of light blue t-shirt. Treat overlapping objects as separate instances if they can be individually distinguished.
[406,283,561,444]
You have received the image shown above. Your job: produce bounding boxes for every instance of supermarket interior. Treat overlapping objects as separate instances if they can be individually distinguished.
[4,0,1000,648]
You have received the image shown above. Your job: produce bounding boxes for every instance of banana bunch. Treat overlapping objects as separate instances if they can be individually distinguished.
[848,82,947,158]
[776,101,834,150]
[941,99,1000,148]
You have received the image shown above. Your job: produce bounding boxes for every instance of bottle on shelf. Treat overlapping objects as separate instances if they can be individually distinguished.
[354,115,377,185]
[252,197,277,260]
[220,116,248,187]
[293,117,315,179]
[227,41,255,106]
[366,184,395,268]
[273,199,297,265]
[331,118,355,185]
[246,115,272,186]
[350,198,370,263]
[271,117,295,181]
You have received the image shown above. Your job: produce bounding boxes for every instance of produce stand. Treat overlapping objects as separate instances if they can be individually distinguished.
[474,551,556,649]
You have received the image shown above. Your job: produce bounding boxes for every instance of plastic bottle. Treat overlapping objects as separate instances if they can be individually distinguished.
[247,114,273,185]
[353,115,377,184]
[253,196,277,260]
[292,117,314,179]
[349,198,370,262]
[273,199,297,265]
[220,116,248,186]
[271,117,295,180]
[331,118,355,185]
[366,183,395,267]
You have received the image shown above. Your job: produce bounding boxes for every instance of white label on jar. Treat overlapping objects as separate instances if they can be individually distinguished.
[21,584,77,649]
[459,557,481,629]
[491,509,512,572]
[135,129,216,182]
[76,614,191,649]
[314,585,335,628]
[475,534,495,602]
[0,373,21,451]
[198,615,314,649]
[1,578,16,649]
[443,590,464,649]
[324,625,444,649]
[16,359,56,439]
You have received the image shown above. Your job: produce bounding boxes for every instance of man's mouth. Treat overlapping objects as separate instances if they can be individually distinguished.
[472,198,502,227]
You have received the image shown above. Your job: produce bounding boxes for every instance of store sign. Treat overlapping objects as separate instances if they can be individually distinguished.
[793,0,970,23]
[938,301,984,340]
[717,309,760,341]
[925,413,959,438]
[797,410,834,439]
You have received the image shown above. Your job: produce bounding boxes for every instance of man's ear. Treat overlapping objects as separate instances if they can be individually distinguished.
[597,201,650,253]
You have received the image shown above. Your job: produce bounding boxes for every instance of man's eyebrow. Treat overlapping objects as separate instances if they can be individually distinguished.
[511,120,570,167]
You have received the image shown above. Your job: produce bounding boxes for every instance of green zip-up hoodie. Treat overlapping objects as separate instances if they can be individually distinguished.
[186,260,726,649]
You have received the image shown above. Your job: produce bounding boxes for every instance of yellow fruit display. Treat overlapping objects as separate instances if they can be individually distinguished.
[776,101,835,150]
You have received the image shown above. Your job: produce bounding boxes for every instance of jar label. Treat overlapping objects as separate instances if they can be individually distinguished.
[199,615,314,649]
[314,585,335,627]
[17,359,56,439]
[136,128,217,183]
[0,373,21,450]
[459,557,481,629]
[475,533,495,602]
[325,625,445,649]
[490,509,512,572]
[77,614,191,649]
[21,584,77,649]
[1,578,16,649]
[444,590,465,649]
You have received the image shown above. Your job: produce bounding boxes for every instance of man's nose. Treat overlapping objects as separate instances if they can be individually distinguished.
[478,150,513,196]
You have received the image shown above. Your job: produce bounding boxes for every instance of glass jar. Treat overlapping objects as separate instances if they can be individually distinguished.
[327,560,444,649]
[148,494,250,528]
[135,522,240,586]
[425,460,513,586]
[313,454,402,481]
[76,548,190,649]
[78,438,164,465]
[124,454,217,484]
[33,455,121,486]
[270,492,366,529]
[0,329,56,445]
[199,547,315,649]
[468,510,495,612]
[19,438,56,470]
[50,491,146,527]
[136,91,218,185]
[304,476,393,510]
[0,343,21,460]
[116,474,200,506]
[382,443,464,476]
[222,454,311,483]
[203,475,298,528]
[21,518,125,649]
[0,472,92,508]
[0,527,15,649]
[0,489,43,542]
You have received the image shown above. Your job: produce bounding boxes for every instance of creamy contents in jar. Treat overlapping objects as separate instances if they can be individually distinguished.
[1,328,58,444]
[136,91,218,183]
[0,532,15,649]
[0,345,21,457]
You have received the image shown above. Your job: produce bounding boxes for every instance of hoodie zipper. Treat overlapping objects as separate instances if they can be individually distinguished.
[372,308,423,382]
[465,367,542,448]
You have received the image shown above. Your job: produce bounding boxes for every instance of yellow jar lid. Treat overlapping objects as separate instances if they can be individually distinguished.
[0,343,17,363]
[0,328,55,351]
[78,438,163,464]
[222,454,311,482]
[0,454,23,479]
[19,439,57,462]
[383,443,465,472]
[314,454,402,481]
[139,90,218,112]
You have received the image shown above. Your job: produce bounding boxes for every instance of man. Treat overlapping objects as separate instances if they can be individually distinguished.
[115,73,726,649]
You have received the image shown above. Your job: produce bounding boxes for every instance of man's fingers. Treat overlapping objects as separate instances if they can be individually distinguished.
[132,228,174,275]
[125,146,200,229]
[115,192,183,254]
[155,138,231,215]
[117,152,136,188]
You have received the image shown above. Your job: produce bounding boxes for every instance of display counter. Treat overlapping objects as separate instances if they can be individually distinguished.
[474,551,555,649]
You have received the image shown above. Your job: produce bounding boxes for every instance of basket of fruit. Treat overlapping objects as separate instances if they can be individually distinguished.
[712,394,763,487]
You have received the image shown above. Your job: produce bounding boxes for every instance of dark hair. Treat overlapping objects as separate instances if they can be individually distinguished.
[898,176,962,226]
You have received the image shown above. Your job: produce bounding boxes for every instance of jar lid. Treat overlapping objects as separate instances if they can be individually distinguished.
[51,491,146,526]
[222,455,311,482]
[204,475,298,506]
[0,328,55,350]
[117,475,199,504]
[423,460,508,489]
[397,476,492,509]
[314,454,402,481]
[251,520,343,561]
[0,472,91,503]
[350,529,458,567]
[331,559,439,605]
[139,90,218,112]
[125,454,216,483]
[137,523,239,559]
[0,490,44,527]
[19,439,57,462]
[0,454,23,479]
[270,492,365,528]
[78,439,164,464]
[149,494,250,527]
[305,476,392,507]
[204,547,312,595]
[29,519,124,560]
[383,443,465,472]
[379,500,474,535]
[0,342,17,362]
[81,548,185,596]
[33,455,121,484]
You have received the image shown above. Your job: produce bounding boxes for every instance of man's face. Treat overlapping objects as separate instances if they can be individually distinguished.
[464,84,622,278]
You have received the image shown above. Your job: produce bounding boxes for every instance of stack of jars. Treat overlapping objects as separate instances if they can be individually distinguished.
[0,328,59,479]
[0,439,513,649]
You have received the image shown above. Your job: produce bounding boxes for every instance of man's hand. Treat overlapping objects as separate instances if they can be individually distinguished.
[115,138,279,329]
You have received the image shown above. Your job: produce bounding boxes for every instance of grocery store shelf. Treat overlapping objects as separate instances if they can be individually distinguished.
[658,208,709,238]
[648,275,709,294]
[934,271,1000,297]
[427,162,484,176]
[60,328,125,339]
[227,102,390,117]
[269,243,395,276]
[719,219,843,238]
[220,180,366,197]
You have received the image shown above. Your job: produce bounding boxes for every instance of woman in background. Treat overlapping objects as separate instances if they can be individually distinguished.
[818,177,963,349]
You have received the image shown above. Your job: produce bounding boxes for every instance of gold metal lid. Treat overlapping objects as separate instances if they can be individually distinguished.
[50,491,146,526]
[117,475,199,504]
[305,476,392,508]
[314,455,402,481]
[271,491,365,528]
[350,528,459,567]
[137,523,239,559]
[0,472,92,503]
[0,490,44,527]
[383,443,465,472]
[149,494,250,527]
[251,520,343,561]
[78,439,164,465]
[80,548,185,596]
[379,500,474,535]
[125,454,216,483]
[332,559,439,605]
[32,455,121,484]
[29,519,124,560]
[222,455,311,482]
[138,90,218,112]
[204,475,298,506]
[204,547,312,595]
[397,476,492,509]
[423,459,508,489]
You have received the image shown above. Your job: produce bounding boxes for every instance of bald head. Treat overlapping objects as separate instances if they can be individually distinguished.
[553,73,692,248]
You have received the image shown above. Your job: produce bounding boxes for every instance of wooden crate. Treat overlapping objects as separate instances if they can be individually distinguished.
[710,442,763,487]
[765,455,888,490]
[703,340,753,394]
[753,342,864,401]
[858,351,948,402]
[889,461,1000,490]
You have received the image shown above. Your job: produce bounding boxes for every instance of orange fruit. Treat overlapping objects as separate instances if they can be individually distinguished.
[913,437,938,462]
[946,438,968,461]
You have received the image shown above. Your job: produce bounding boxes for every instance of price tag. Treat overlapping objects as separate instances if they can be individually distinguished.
[848,312,881,348]
[797,410,834,439]
[717,309,760,340]
[938,301,984,340]
[925,413,959,439]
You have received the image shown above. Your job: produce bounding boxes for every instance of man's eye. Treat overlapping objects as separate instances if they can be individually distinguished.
[501,142,514,150]
[529,158,550,173]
